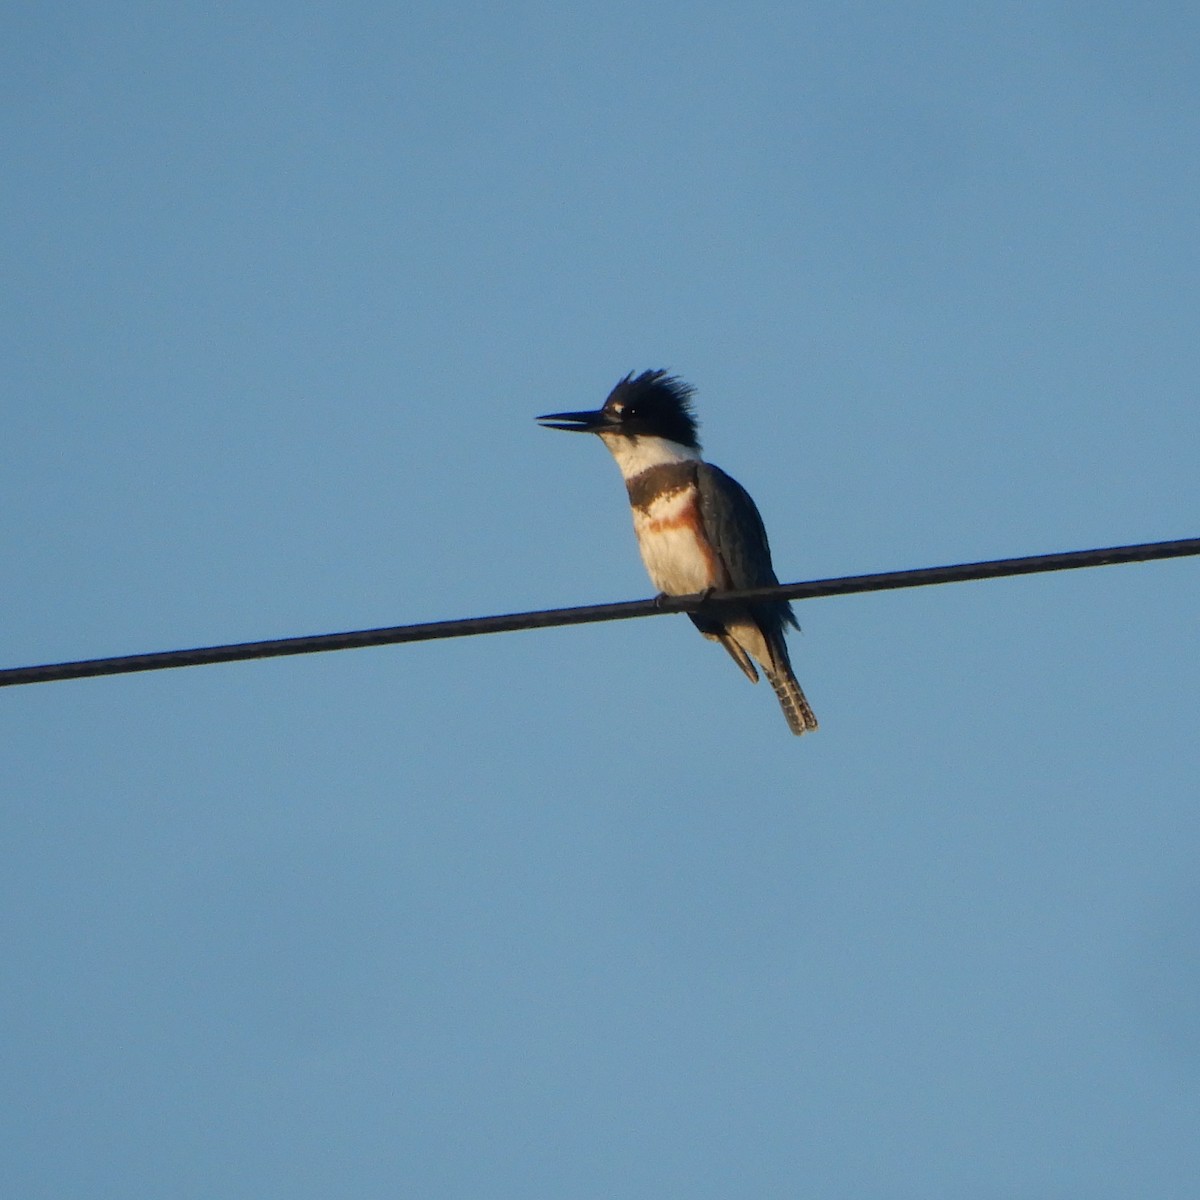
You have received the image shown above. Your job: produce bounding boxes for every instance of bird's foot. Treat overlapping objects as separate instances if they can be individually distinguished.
[654,588,715,611]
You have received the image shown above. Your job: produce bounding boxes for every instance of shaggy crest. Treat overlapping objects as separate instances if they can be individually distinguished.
[602,370,701,449]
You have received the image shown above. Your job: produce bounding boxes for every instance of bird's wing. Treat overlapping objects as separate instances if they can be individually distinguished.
[695,463,798,630]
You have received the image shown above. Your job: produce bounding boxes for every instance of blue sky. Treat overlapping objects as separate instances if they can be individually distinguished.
[4,3,1199,1196]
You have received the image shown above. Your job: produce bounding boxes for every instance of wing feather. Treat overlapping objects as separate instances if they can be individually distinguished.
[695,464,798,632]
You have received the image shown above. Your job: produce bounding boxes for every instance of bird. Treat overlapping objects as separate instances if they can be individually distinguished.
[538,370,817,736]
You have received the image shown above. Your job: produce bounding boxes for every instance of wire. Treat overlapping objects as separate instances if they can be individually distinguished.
[1,536,1196,689]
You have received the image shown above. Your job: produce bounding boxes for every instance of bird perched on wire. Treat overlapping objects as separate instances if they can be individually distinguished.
[538,370,817,735]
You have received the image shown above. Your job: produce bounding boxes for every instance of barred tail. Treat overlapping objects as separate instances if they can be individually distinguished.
[766,662,819,736]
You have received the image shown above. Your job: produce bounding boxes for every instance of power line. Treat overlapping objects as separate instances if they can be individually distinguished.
[1,536,1196,690]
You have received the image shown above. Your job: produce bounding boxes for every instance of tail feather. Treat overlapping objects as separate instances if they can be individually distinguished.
[715,632,759,683]
[766,664,819,736]
[720,614,818,736]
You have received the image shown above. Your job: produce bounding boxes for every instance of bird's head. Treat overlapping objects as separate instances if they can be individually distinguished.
[537,370,701,452]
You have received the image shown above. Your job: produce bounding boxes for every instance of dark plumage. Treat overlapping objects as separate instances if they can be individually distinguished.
[601,370,701,450]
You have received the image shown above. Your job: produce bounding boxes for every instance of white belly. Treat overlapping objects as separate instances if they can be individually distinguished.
[631,491,716,595]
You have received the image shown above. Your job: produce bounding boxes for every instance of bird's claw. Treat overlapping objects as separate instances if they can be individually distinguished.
[654,587,716,611]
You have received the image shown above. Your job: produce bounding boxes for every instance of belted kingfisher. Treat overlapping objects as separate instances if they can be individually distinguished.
[538,370,818,736]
